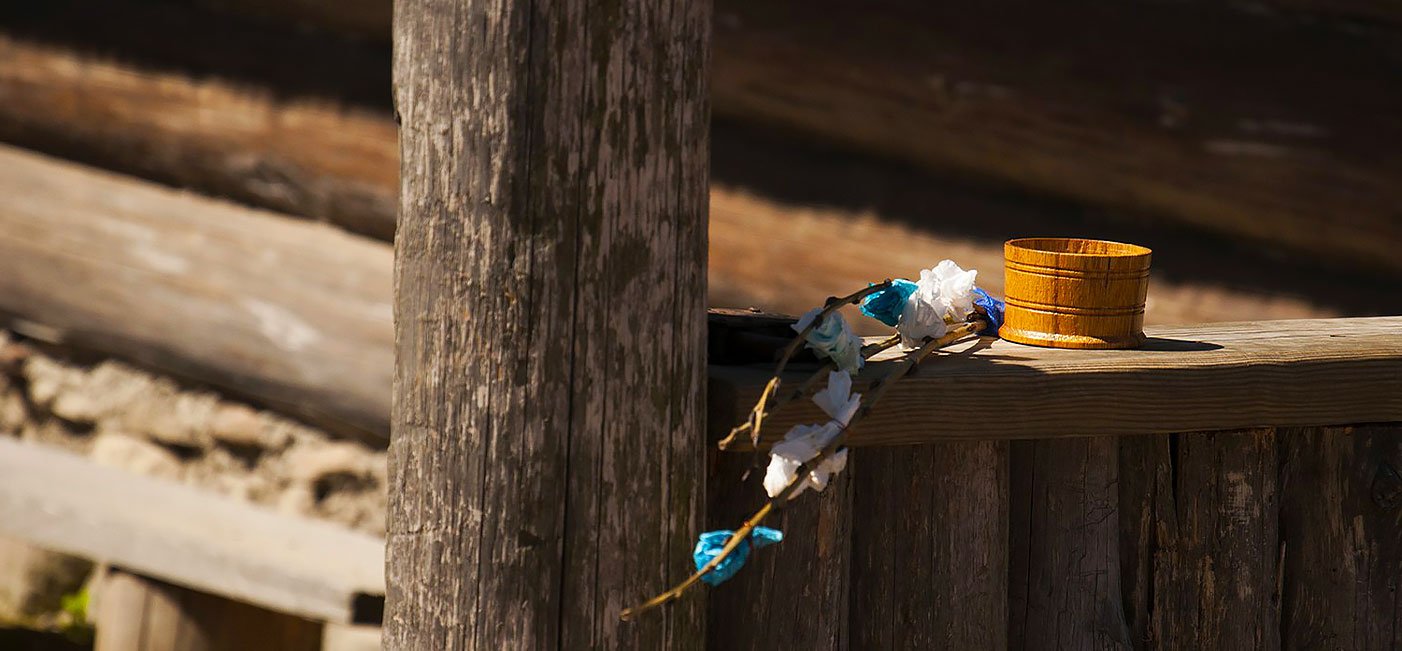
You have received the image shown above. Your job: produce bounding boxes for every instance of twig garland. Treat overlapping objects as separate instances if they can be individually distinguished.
[620,319,985,621]
[719,334,901,451]
[716,281,894,452]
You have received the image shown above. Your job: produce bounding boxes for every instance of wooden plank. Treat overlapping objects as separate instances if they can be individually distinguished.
[1121,430,1282,649]
[10,0,1402,272]
[0,34,398,241]
[1279,424,1402,649]
[714,317,1402,448]
[0,144,393,442]
[95,570,323,651]
[712,0,1402,272]
[706,449,852,650]
[849,442,1008,649]
[1008,437,1132,650]
[0,437,385,624]
[386,0,710,648]
[184,0,1402,42]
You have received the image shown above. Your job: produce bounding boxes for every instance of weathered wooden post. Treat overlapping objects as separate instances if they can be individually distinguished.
[388,0,711,648]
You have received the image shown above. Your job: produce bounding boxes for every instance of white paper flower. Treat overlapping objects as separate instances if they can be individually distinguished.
[763,421,845,498]
[812,370,861,427]
[793,308,864,374]
[897,260,979,348]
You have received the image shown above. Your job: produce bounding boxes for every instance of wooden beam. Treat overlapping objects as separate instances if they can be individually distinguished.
[388,0,710,647]
[8,0,1402,272]
[0,35,398,241]
[0,438,385,624]
[713,0,1402,273]
[713,317,1402,448]
[0,144,393,443]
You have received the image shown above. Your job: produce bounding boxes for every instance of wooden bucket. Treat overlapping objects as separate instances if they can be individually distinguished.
[1001,237,1152,349]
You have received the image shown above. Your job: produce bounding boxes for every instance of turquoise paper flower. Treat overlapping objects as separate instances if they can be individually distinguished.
[860,279,918,327]
[693,527,784,586]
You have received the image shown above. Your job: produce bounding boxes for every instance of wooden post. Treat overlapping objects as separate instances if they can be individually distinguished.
[95,570,322,651]
[388,0,711,648]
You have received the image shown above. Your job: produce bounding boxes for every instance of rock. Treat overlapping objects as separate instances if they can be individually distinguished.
[209,404,286,449]
[21,357,70,412]
[284,442,372,484]
[0,536,92,622]
[0,389,26,436]
[89,432,183,480]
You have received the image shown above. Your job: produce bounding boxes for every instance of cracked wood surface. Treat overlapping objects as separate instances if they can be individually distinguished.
[387,0,710,647]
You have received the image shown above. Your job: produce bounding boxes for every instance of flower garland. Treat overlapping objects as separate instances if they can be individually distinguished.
[620,260,1005,621]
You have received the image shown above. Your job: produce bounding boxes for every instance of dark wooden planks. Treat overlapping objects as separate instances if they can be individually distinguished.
[387,0,711,648]
[10,0,1402,270]
[1120,430,1282,649]
[706,450,852,651]
[713,0,1402,272]
[1279,425,1402,649]
[1008,437,1132,650]
[715,317,1402,448]
[849,442,1009,650]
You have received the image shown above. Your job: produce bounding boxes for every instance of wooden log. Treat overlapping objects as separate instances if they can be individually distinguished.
[1008,437,1132,650]
[714,317,1402,448]
[849,442,1009,649]
[96,570,323,651]
[0,33,1361,333]
[184,0,1402,43]
[387,0,710,648]
[711,0,1402,272]
[9,0,1402,271]
[0,35,398,242]
[1279,425,1402,649]
[0,144,393,443]
[0,438,385,625]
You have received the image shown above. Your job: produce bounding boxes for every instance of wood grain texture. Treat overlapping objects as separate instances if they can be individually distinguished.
[706,449,852,651]
[387,0,710,648]
[0,438,385,624]
[0,144,392,442]
[850,442,1009,650]
[1279,425,1402,650]
[1001,238,1152,350]
[1120,431,1282,649]
[95,570,323,651]
[10,0,1402,273]
[0,34,1353,336]
[714,317,1402,448]
[0,35,399,241]
[1009,437,1132,650]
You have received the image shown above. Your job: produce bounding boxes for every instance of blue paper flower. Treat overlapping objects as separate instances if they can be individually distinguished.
[971,287,1005,337]
[860,279,918,327]
[693,527,784,586]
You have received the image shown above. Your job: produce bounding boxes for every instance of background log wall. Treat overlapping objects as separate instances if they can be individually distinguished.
[707,425,1402,650]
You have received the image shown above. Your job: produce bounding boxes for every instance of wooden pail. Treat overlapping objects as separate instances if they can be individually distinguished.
[1001,237,1152,349]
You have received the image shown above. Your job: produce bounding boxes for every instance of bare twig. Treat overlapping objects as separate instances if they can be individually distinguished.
[716,282,893,451]
[621,319,984,621]
[718,334,901,451]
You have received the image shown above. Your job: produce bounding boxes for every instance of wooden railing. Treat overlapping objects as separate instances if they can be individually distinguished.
[706,314,1402,649]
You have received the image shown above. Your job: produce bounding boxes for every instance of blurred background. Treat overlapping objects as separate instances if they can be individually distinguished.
[0,0,1399,648]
